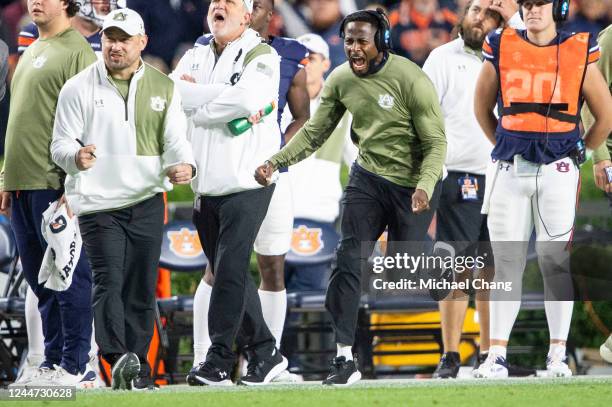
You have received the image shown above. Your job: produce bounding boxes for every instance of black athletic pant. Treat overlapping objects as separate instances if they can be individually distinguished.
[327,164,440,345]
[79,194,164,364]
[193,186,276,371]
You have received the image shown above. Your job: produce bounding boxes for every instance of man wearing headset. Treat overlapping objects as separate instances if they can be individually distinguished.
[255,9,447,386]
[473,0,612,378]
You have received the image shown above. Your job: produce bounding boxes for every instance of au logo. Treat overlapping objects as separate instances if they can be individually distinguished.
[167,228,203,258]
[291,225,323,256]
[378,94,394,109]
[113,12,127,21]
[49,215,67,234]
[150,96,166,112]
[32,56,47,69]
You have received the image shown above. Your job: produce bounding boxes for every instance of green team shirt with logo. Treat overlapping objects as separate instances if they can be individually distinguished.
[1,28,96,191]
[269,53,446,199]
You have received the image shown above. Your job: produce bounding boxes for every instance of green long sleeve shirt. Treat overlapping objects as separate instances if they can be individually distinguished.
[268,53,446,199]
[1,28,96,191]
[582,24,611,163]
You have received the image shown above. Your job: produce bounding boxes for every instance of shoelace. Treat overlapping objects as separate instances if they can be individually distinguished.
[547,352,566,367]
[439,354,451,367]
[47,365,68,380]
[329,357,346,374]
[479,354,500,370]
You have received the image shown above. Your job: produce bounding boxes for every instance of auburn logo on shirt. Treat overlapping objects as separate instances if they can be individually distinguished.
[290,225,323,256]
[167,228,203,258]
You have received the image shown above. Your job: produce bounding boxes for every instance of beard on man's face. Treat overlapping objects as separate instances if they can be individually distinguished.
[461,20,488,49]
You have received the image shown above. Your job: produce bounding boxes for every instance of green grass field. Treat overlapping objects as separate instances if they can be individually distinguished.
[3,377,612,407]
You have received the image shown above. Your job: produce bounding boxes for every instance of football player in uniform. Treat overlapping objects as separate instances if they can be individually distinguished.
[473,0,612,378]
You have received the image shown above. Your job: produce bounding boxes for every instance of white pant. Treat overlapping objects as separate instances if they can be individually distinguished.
[485,157,578,341]
[486,157,579,242]
[254,172,294,256]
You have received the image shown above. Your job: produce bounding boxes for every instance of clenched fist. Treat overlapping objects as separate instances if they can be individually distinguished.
[254,161,276,186]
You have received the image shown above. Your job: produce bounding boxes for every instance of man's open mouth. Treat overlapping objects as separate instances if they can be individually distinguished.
[350,56,366,69]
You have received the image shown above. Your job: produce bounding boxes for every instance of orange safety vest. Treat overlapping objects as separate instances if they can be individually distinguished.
[498,29,590,134]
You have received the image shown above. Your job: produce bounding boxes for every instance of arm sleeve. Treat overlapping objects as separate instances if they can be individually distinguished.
[161,86,197,172]
[169,48,229,110]
[269,74,347,168]
[507,12,526,30]
[482,30,501,65]
[422,49,446,105]
[192,52,281,125]
[51,83,84,176]
[17,23,38,55]
[408,76,447,199]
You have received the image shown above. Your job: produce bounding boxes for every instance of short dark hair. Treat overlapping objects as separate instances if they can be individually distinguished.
[341,10,382,35]
[64,0,80,18]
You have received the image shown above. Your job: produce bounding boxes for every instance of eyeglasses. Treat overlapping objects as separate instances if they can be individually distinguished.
[521,0,552,10]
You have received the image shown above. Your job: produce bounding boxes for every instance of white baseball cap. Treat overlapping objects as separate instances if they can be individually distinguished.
[102,8,146,36]
[244,0,253,13]
[297,33,329,60]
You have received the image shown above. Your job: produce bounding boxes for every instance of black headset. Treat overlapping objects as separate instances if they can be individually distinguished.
[519,0,570,22]
[339,8,392,52]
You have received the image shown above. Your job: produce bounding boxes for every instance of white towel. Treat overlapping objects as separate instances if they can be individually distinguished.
[38,200,82,291]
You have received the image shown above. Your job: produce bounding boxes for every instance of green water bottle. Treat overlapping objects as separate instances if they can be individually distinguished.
[227,101,276,136]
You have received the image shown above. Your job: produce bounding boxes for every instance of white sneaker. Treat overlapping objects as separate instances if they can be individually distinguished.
[10,366,51,387]
[599,335,612,363]
[546,354,572,377]
[10,355,45,386]
[472,354,509,379]
[88,354,106,388]
[27,364,100,388]
[271,369,303,383]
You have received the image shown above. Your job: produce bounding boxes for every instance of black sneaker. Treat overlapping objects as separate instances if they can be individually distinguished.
[240,348,288,386]
[187,361,232,386]
[132,362,159,391]
[508,363,537,377]
[433,352,461,378]
[474,352,488,370]
[322,356,361,386]
[111,353,140,390]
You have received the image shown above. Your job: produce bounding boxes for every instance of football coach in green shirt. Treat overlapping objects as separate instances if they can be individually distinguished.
[255,8,446,386]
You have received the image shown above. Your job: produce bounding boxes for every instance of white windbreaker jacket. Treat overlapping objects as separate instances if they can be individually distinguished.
[171,28,281,196]
[51,59,196,215]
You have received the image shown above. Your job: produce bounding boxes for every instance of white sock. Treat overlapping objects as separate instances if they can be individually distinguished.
[193,280,213,366]
[489,345,507,359]
[490,300,520,344]
[548,343,567,359]
[258,289,287,347]
[25,287,45,361]
[545,301,573,342]
[336,343,353,360]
